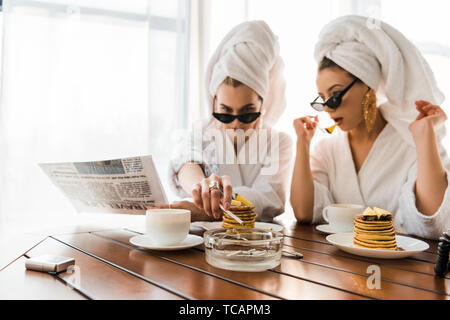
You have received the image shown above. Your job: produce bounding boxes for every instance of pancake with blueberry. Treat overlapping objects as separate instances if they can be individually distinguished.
[353,207,398,250]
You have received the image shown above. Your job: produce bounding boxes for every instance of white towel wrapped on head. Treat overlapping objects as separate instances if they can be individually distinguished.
[314,15,445,145]
[205,20,286,128]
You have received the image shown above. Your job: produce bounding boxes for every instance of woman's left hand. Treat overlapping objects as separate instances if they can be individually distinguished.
[409,100,447,137]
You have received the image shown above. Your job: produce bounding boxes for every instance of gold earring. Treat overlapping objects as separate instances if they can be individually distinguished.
[362,89,377,133]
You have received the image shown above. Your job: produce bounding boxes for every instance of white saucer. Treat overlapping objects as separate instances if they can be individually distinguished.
[129,234,204,251]
[316,224,352,234]
[326,233,429,259]
[191,221,284,233]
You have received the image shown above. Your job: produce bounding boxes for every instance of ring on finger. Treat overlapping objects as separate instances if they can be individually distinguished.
[208,180,219,191]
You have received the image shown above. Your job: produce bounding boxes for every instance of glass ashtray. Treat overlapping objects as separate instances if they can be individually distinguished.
[204,228,284,272]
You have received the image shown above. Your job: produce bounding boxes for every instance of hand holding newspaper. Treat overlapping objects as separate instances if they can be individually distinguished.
[39,155,168,214]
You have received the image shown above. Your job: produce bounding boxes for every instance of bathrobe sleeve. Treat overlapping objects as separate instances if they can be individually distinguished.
[396,141,450,240]
[168,127,217,198]
[233,132,293,222]
[309,138,336,224]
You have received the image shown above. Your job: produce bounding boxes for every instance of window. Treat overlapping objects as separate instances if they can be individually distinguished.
[0,0,189,224]
[1,1,449,227]
[377,0,450,149]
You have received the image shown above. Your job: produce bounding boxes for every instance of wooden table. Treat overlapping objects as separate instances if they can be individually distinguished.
[0,217,448,300]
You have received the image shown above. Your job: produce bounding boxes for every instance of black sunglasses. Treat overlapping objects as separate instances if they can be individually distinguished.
[212,112,261,124]
[310,78,358,111]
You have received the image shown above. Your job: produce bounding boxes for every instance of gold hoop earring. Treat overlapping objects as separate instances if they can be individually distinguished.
[362,89,377,133]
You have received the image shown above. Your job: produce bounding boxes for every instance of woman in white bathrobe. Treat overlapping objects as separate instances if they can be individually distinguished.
[291,16,449,240]
[161,21,293,222]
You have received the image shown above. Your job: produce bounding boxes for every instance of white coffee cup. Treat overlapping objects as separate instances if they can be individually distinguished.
[145,209,191,246]
[322,204,364,232]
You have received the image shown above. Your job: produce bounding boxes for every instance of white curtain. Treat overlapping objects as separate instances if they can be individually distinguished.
[0,0,189,224]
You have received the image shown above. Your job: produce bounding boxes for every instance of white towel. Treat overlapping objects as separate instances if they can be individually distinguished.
[204,20,286,128]
[314,15,445,146]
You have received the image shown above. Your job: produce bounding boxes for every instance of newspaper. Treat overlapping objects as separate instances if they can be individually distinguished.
[39,155,168,214]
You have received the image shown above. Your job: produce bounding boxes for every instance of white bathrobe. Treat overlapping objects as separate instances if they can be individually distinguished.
[310,122,450,240]
[169,123,293,222]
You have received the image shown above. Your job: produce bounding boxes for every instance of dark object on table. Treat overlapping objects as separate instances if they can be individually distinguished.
[434,231,449,277]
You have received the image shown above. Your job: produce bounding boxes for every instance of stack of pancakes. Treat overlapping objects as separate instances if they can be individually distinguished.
[222,199,257,233]
[353,207,398,251]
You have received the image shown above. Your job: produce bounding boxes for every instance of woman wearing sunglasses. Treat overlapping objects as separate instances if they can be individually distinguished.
[163,21,292,222]
[291,16,449,239]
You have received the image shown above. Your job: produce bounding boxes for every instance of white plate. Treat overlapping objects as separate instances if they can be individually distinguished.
[326,233,429,259]
[191,221,284,233]
[316,224,352,234]
[129,234,204,251]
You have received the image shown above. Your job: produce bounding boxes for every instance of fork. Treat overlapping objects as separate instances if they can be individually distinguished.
[209,180,245,226]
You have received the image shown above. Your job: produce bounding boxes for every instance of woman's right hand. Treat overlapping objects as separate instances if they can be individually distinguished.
[293,115,318,146]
